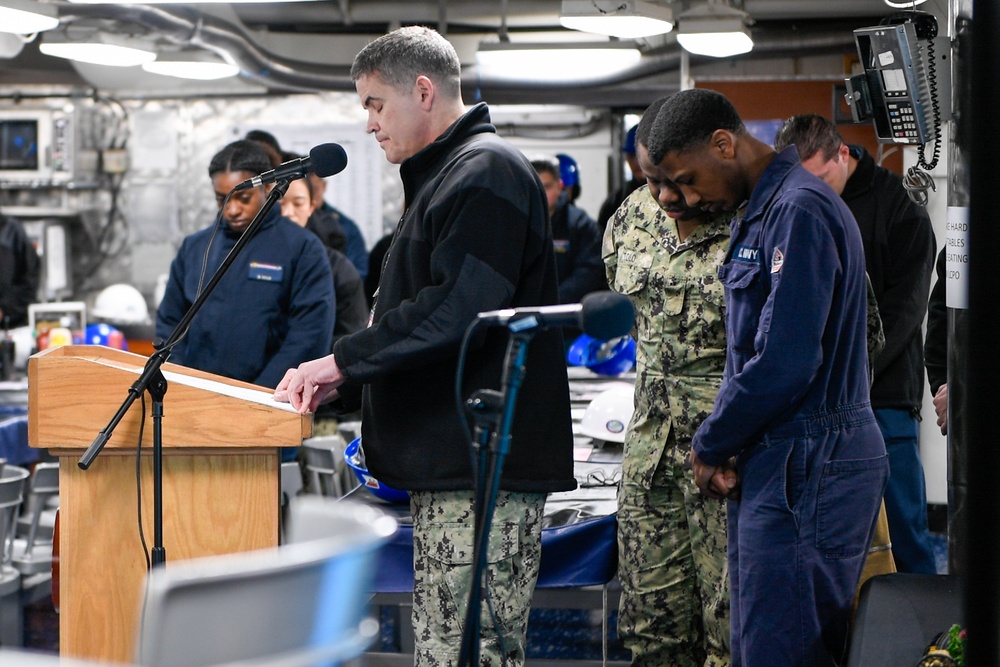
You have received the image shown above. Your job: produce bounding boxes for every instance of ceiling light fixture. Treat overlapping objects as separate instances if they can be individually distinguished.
[676,2,753,58]
[66,0,320,4]
[883,0,928,7]
[0,0,59,35]
[559,0,674,39]
[142,50,240,80]
[476,41,642,83]
[40,31,157,67]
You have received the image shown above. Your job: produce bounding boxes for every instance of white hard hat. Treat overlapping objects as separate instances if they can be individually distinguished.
[91,284,150,325]
[578,384,635,444]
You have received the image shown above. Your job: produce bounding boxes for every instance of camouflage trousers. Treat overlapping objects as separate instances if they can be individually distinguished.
[617,444,731,667]
[410,489,546,667]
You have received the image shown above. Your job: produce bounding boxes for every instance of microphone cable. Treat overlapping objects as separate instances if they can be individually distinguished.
[453,317,511,666]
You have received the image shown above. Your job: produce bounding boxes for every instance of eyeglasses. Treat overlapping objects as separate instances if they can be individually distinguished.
[577,469,622,488]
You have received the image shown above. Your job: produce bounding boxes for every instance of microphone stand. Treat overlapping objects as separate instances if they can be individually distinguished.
[77,178,293,568]
[458,330,535,667]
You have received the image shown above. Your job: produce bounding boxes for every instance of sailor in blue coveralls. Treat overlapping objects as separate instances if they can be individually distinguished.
[646,89,888,666]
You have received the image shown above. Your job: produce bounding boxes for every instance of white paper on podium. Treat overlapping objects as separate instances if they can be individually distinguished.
[118,365,299,413]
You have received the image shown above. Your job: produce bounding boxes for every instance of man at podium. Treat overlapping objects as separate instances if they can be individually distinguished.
[275,26,575,666]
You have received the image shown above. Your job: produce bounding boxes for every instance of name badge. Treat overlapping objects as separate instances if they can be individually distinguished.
[249,262,284,282]
[732,244,760,263]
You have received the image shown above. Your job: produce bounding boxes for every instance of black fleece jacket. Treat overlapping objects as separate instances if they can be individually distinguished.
[333,103,575,493]
[843,146,936,413]
[925,248,947,395]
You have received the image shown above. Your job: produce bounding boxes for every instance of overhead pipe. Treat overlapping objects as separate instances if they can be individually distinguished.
[59,4,354,93]
[57,4,857,96]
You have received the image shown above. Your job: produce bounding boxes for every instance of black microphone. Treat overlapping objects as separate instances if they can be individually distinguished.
[233,143,348,191]
[477,291,634,340]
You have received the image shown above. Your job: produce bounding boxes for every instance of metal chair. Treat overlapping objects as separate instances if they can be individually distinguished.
[134,496,397,667]
[279,461,305,544]
[301,435,349,498]
[336,421,362,447]
[280,461,304,505]
[0,464,30,646]
[12,462,59,576]
[847,573,962,667]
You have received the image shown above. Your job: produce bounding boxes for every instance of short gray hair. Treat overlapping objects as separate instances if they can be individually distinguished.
[351,26,462,100]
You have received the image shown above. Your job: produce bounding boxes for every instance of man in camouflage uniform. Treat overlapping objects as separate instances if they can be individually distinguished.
[603,97,731,666]
[275,27,575,666]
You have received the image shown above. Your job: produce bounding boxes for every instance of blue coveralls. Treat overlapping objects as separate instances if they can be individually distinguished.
[692,147,888,666]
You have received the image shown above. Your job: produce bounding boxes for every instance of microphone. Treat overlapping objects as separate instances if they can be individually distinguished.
[233,143,348,191]
[477,291,634,340]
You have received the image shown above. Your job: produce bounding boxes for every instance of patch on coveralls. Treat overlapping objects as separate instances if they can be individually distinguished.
[733,244,760,263]
[770,247,784,273]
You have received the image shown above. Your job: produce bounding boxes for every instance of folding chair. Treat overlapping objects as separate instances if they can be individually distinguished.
[135,497,396,667]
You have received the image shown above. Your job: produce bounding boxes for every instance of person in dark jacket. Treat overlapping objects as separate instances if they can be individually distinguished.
[531,156,607,306]
[0,213,40,328]
[308,171,369,279]
[279,154,369,343]
[156,140,334,460]
[654,90,887,667]
[244,128,369,279]
[556,152,582,205]
[363,231,393,308]
[274,26,574,666]
[925,248,947,434]
[597,124,645,233]
[775,114,938,575]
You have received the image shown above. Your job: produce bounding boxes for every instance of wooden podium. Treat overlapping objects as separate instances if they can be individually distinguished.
[28,345,311,663]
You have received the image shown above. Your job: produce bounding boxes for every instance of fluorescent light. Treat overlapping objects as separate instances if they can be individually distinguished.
[142,51,240,80]
[677,4,754,58]
[0,0,59,35]
[67,0,319,4]
[477,41,642,83]
[40,32,157,67]
[559,0,673,39]
[884,0,928,7]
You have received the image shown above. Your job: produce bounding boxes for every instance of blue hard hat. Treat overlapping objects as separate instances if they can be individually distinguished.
[555,153,580,188]
[344,437,410,504]
[623,125,638,156]
[567,334,636,376]
[84,323,128,350]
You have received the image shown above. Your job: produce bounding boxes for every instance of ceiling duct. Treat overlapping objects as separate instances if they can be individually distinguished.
[56,4,859,99]
[60,3,355,92]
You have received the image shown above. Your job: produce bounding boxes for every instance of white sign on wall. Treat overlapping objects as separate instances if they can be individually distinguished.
[234,123,384,247]
[945,205,969,310]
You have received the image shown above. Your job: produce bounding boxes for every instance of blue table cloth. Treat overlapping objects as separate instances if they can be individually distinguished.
[368,502,618,593]
[0,415,36,467]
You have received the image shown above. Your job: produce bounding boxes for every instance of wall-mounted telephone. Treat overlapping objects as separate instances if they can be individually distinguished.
[844,11,949,152]
[844,11,950,201]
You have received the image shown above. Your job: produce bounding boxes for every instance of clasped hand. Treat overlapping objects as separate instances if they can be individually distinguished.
[273,353,345,414]
[689,448,740,500]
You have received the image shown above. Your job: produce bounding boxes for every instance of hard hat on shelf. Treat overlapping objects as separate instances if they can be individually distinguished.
[91,284,150,325]
[578,384,635,444]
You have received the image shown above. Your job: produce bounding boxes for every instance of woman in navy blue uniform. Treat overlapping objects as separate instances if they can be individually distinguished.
[156,141,334,410]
